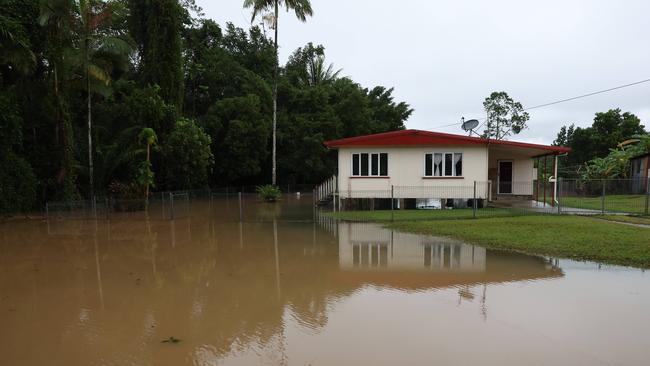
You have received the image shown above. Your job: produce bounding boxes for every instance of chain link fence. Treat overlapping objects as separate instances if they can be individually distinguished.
[329,178,650,222]
[41,179,650,222]
[558,178,650,215]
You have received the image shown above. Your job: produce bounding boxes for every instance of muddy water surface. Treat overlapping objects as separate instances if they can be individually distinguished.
[1,195,649,366]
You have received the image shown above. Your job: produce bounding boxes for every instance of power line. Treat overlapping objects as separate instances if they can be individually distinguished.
[524,78,650,111]
[427,77,650,131]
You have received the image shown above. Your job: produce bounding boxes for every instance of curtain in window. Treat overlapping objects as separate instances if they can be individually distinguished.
[444,153,453,176]
[434,153,442,176]
[454,153,463,176]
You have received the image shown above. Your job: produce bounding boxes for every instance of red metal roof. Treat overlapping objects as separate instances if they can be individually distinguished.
[324,129,570,154]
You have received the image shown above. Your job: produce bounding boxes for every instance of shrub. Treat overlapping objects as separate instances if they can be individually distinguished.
[256,184,281,202]
[164,118,213,189]
[0,151,37,215]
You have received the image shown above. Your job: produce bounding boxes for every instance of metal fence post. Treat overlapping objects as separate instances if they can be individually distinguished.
[644,177,650,215]
[473,181,477,219]
[238,192,243,222]
[601,179,606,214]
[557,178,561,214]
[391,185,394,222]
[170,192,175,220]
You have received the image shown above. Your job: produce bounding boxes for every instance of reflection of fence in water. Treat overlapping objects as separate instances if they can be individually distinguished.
[45,199,109,220]
[162,192,190,220]
[46,191,192,220]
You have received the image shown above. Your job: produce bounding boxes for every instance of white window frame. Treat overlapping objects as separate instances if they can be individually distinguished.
[351,152,389,177]
[423,152,463,177]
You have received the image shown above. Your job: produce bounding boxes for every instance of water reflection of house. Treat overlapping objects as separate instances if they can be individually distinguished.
[335,222,562,290]
[339,222,485,272]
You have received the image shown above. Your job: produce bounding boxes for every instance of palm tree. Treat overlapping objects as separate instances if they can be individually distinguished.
[305,55,341,86]
[138,127,158,201]
[39,0,78,200]
[77,0,133,199]
[243,0,313,185]
[0,18,36,75]
[39,0,132,199]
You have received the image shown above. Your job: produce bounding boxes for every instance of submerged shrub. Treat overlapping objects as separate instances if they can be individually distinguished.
[0,151,37,215]
[256,184,281,202]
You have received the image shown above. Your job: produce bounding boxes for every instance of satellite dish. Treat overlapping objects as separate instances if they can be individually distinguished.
[462,119,480,132]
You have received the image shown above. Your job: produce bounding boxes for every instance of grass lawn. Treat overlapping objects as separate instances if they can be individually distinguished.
[596,215,650,226]
[560,194,648,214]
[329,208,522,222]
[388,215,650,268]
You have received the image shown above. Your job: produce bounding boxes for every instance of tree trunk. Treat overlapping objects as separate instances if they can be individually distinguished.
[87,49,94,200]
[145,144,151,200]
[54,63,75,200]
[272,0,279,186]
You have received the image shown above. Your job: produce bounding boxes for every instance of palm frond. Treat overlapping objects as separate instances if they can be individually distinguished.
[98,36,133,57]
[243,0,273,22]
[284,0,313,22]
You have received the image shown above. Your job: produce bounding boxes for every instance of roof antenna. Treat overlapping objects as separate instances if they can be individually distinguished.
[461,117,480,137]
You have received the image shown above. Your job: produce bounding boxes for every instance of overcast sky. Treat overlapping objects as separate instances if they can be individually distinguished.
[197,0,650,144]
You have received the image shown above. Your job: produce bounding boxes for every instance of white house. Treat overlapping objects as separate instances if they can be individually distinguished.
[322,129,570,208]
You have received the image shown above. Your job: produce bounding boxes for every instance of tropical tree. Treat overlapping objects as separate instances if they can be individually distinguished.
[138,127,157,200]
[305,54,340,86]
[482,91,529,140]
[39,0,79,200]
[164,118,213,189]
[0,3,36,75]
[76,0,133,199]
[243,0,313,185]
[553,109,647,172]
[129,0,184,110]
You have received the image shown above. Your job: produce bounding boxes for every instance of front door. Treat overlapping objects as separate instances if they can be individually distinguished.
[498,161,513,194]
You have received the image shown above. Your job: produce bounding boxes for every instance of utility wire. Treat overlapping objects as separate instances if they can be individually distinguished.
[524,78,650,111]
[427,77,650,131]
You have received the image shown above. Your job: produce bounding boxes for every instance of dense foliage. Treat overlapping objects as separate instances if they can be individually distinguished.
[553,109,648,178]
[0,0,412,213]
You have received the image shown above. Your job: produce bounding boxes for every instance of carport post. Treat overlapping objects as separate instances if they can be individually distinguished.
[542,155,548,208]
[473,181,477,219]
[536,157,540,203]
[390,185,394,222]
[552,154,558,207]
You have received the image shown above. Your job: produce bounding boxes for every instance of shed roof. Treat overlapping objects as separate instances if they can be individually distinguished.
[324,129,570,154]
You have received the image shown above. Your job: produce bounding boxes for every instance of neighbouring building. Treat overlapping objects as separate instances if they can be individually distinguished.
[630,152,649,193]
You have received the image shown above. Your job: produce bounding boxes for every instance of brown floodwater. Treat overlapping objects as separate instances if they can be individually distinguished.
[1,195,649,366]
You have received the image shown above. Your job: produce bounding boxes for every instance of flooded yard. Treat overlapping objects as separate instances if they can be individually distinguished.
[1,195,649,366]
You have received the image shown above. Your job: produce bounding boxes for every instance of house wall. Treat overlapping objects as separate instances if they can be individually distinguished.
[487,149,535,196]
[337,146,489,199]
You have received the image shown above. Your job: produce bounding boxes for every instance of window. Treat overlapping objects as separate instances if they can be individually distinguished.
[351,153,389,176]
[379,153,388,176]
[424,152,463,177]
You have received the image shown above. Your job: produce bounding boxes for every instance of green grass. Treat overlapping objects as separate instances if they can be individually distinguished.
[560,194,648,214]
[388,215,650,268]
[596,215,650,226]
[328,208,522,222]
